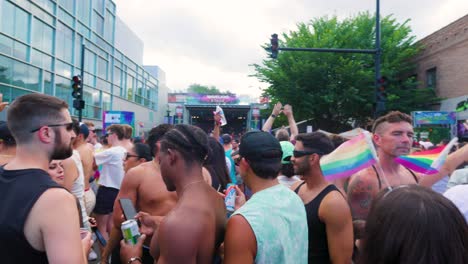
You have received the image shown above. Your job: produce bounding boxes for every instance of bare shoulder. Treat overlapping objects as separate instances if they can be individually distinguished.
[319,189,351,220]
[29,188,77,226]
[347,167,379,194]
[289,179,304,191]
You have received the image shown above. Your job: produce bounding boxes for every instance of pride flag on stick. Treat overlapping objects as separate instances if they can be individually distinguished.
[395,137,458,175]
[320,131,378,180]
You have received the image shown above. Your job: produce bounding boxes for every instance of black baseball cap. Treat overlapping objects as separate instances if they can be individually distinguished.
[221,134,232,144]
[239,131,282,162]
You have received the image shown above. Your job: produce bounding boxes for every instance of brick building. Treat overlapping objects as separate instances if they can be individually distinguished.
[412,14,468,122]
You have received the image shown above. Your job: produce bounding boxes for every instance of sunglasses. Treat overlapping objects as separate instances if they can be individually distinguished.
[293,150,324,158]
[124,153,140,160]
[30,122,73,133]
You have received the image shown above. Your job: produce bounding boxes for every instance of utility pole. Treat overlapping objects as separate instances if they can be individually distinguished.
[268,0,382,117]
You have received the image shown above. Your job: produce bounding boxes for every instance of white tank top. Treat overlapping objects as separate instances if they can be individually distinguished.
[71,150,89,229]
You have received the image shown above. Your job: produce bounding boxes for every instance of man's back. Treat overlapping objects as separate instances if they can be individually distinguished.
[155,183,226,263]
[135,162,178,215]
[232,184,308,263]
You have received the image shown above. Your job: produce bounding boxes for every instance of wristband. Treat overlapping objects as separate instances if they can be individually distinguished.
[271,114,277,118]
[127,257,142,264]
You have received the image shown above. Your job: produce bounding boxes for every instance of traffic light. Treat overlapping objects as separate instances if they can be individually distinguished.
[270,34,279,59]
[375,76,387,114]
[71,75,84,110]
[71,75,82,99]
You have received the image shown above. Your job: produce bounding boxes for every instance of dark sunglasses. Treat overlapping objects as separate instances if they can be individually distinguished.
[293,150,324,158]
[125,153,140,160]
[30,122,73,133]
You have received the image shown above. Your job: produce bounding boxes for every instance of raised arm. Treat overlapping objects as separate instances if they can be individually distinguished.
[212,113,221,140]
[283,104,298,141]
[262,102,282,132]
[419,143,468,187]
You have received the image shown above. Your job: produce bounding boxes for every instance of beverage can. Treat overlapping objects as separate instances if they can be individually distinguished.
[224,183,236,214]
[121,219,140,245]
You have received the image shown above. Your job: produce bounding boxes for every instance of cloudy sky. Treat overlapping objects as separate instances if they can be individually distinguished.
[113,0,468,98]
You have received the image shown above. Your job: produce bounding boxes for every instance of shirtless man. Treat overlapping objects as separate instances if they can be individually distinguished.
[347,111,466,240]
[102,125,177,264]
[0,93,91,263]
[120,124,226,263]
[122,124,135,151]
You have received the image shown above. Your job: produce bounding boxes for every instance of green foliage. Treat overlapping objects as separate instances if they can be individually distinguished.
[252,12,441,133]
[187,83,229,94]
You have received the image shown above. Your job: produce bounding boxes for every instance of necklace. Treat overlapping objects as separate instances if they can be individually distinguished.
[181,180,205,193]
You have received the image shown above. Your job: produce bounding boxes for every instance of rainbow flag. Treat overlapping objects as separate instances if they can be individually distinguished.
[320,131,378,180]
[395,137,458,174]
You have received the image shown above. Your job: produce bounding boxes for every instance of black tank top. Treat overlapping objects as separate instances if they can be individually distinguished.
[371,165,419,189]
[294,183,341,264]
[0,167,62,263]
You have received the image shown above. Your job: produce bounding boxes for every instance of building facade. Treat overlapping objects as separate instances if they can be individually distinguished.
[0,0,167,130]
[412,14,468,121]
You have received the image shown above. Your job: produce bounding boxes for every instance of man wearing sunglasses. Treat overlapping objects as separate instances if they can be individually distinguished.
[291,132,353,264]
[0,93,91,263]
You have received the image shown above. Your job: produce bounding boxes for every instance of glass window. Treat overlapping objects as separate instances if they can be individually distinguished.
[92,11,104,36]
[83,72,95,87]
[96,77,110,93]
[0,2,15,37]
[13,39,29,61]
[0,34,13,55]
[12,60,40,92]
[74,35,82,68]
[55,59,72,78]
[56,22,73,63]
[0,55,13,86]
[1,2,29,43]
[31,49,53,70]
[97,56,107,79]
[104,10,114,44]
[85,50,96,75]
[43,71,53,95]
[58,0,74,13]
[55,75,72,106]
[126,74,134,101]
[77,0,91,25]
[58,7,74,27]
[102,92,110,111]
[93,0,104,14]
[32,0,55,15]
[113,66,121,86]
[426,68,436,89]
[76,22,90,39]
[33,18,54,54]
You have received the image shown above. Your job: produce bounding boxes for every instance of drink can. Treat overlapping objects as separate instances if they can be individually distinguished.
[121,219,140,245]
[224,183,236,214]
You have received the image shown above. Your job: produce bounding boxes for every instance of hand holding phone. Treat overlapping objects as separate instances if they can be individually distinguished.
[119,198,138,221]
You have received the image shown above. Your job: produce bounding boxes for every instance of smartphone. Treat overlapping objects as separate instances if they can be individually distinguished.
[119,198,138,221]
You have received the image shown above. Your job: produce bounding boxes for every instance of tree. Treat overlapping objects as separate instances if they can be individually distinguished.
[187,83,227,94]
[252,12,440,133]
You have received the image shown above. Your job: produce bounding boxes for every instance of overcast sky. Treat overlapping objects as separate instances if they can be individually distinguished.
[113,0,468,98]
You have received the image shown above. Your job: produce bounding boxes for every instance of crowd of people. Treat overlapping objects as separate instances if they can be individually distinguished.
[0,93,467,264]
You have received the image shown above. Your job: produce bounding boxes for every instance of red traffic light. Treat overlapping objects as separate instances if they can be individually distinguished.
[72,75,81,84]
[72,75,82,99]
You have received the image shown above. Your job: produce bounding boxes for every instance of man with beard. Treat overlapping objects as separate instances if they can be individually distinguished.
[102,124,178,264]
[120,124,226,263]
[346,111,420,241]
[291,132,353,264]
[0,93,91,263]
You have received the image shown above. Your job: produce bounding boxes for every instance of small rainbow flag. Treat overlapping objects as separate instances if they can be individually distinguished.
[395,137,458,174]
[320,131,378,180]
